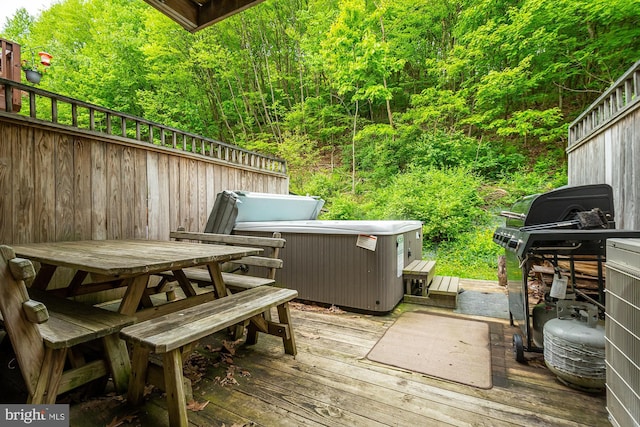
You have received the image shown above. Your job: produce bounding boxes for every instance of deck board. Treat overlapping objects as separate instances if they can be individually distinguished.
[62,279,608,426]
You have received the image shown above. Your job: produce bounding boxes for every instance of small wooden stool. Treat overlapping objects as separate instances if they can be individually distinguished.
[403,260,436,296]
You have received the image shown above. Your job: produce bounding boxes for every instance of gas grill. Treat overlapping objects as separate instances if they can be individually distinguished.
[493,184,640,362]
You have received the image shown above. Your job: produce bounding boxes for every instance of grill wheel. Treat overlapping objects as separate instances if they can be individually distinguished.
[513,333,526,363]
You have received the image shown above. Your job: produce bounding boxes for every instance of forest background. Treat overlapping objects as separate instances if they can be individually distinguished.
[2,0,639,279]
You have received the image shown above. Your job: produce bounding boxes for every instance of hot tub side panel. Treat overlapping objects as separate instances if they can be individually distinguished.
[237,227,422,312]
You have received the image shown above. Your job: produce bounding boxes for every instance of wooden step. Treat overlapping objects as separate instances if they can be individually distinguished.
[427,276,459,308]
[402,259,436,296]
[403,275,459,308]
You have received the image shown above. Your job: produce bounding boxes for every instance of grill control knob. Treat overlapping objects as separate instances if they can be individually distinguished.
[507,238,521,250]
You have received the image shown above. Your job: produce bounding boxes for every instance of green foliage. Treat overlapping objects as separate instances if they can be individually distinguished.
[300,170,353,203]
[367,167,489,243]
[400,88,469,132]
[428,226,503,279]
[491,108,566,147]
[493,160,568,208]
[276,132,321,194]
[319,193,372,220]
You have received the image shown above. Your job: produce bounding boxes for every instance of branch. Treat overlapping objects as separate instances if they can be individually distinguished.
[553,82,601,94]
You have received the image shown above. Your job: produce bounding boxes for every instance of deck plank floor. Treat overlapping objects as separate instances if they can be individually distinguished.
[4,279,609,426]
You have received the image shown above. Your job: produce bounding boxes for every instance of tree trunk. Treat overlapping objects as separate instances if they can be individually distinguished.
[498,255,507,287]
[378,15,394,128]
[352,98,359,193]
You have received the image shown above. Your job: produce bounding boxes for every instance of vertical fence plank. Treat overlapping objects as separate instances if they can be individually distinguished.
[0,122,13,244]
[55,133,74,241]
[133,149,148,239]
[14,126,35,243]
[74,137,92,240]
[122,146,135,238]
[146,152,160,240]
[91,141,107,240]
[106,144,123,239]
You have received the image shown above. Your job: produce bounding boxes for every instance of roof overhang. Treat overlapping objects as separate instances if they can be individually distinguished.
[143,0,265,32]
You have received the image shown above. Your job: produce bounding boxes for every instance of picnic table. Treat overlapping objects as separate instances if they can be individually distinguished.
[12,239,262,319]
[6,240,298,416]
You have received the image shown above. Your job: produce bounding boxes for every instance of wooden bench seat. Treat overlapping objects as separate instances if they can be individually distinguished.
[0,246,134,403]
[120,285,298,427]
[403,259,436,296]
[153,230,285,297]
[167,267,275,291]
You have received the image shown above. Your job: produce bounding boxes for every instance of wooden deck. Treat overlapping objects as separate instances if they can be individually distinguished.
[2,279,608,426]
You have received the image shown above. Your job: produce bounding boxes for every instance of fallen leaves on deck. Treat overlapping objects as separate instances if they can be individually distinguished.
[106,413,138,427]
[215,365,240,386]
[204,338,253,387]
[290,301,345,314]
[186,399,210,411]
[298,331,321,340]
[183,351,208,384]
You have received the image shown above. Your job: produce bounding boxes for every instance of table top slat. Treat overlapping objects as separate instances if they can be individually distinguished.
[13,240,262,277]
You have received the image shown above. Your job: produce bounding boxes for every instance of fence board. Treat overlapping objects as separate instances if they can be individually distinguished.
[106,143,122,239]
[167,155,180,234]
[91,141,107,240]
[14,126,34,243]
[74,138,92,240]
[156,153,170,240]
[0,123,12,244]
[133,149,147,239]
[197,161,208,232]
[55,133,74,241]
[122,146,135,238]
[34,129,55,242]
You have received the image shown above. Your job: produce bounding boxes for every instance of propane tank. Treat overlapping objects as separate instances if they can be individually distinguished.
[532,295,557,348]
[543,301,605,391]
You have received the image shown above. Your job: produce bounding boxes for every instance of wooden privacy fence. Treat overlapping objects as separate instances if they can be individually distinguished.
[567,60,640,230]
[0,77,288,246]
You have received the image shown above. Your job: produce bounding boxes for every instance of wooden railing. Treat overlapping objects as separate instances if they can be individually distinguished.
[0,77,286,174]
[568,60,640,148]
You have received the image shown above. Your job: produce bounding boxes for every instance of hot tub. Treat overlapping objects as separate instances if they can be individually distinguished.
[234,220,423,313]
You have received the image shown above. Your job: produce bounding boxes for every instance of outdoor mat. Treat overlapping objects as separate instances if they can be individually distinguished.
[454,290,509,319]
[366,311,492,389]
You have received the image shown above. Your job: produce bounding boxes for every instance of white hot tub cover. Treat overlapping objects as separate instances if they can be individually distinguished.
[233,191,325,222]
[234,220,423,235]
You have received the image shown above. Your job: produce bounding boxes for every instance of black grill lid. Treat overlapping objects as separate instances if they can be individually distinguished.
[504,184,614,228]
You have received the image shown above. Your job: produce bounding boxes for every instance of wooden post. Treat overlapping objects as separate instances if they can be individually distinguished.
[0,38,22,112]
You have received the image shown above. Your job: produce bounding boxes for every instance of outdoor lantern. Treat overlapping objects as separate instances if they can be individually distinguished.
[38,51,52,66]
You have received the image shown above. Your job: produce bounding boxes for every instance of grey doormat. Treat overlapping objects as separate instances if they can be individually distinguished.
[367,312,492,389]
[454,290,509,319]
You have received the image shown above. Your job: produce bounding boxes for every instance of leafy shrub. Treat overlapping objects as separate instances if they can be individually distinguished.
[369,166,489,243]
[276,132,321,194]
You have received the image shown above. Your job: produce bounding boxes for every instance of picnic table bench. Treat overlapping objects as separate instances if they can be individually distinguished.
[0,246,134,403]
[120,285,298,427]
[156,230,285,296]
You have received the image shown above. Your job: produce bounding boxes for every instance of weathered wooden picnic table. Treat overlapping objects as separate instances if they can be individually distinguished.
[10,240,298,422]
[12,239,262,319]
